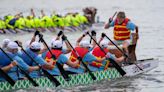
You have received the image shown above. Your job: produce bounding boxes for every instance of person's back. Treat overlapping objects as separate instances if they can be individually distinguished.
[44,37,79,75]
[0,42,31,81]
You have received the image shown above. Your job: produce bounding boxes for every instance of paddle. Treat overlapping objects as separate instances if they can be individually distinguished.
[87,32,126,76]
[15,42,61,87]
[63,35,96,80]
[38,33,70,81]
[109,12,117,23]
[103,33,143,71]
[0,65,15,86]
[0,48,39,86]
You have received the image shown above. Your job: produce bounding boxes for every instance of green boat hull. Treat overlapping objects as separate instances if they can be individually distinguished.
[0,68,120,91]
[0,58,158,91]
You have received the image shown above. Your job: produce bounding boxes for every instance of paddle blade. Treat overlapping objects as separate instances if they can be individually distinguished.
[0,68,15,86]
[81,62,96,80]
[18,66,39,86]
[56,62,71,81]
[108,58,126,76]
[42,69,60,87]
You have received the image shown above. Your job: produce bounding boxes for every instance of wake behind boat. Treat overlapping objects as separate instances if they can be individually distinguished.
[0,58,159,91]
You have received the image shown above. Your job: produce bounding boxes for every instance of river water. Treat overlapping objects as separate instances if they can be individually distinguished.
[0,0,164,92]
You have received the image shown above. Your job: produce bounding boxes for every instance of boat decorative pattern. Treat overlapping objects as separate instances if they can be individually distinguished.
[0,68,120,91]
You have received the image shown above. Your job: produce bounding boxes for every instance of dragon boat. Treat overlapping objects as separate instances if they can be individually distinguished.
[0,58,158,91]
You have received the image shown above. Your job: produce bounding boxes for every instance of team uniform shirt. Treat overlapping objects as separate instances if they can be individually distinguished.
[42,49,68,75]
[0,51,29,81]
[66,48,98,73]
[18,48,47,78]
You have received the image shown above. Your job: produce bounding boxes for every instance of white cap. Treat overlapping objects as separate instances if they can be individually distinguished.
[30,42,41,50]
[2,39,11,46]
[100,40,108,48]
[7,41,18,49]
[79,40,91,48]
[51,40,63,48]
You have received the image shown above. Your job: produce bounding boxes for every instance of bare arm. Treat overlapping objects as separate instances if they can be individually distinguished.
[64,40,72,54]
[66,60,79,68]
[76,34,86,46]
[115,56,125,63]
[28,66,40,72]
[55,31,63,40]
[104,22,110,29]
[1,61,17,72]
[39,43,48,54]
[31,8,35,17]
[30,34,36,45]
[41,10,45,17]
[42,64,54,70]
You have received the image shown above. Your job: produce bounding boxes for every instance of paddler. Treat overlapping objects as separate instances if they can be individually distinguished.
[0,41,39,81]
[104,11,139,63]
[91,32,126,69]
[66,31,111,73]
[43,31,79,75]
[17,31,54,78]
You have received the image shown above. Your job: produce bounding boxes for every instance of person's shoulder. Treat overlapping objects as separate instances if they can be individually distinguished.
[59,54,67,58]
[127,21,136,26]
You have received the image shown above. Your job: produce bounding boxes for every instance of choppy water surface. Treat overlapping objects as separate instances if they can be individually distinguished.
[1,0,164,92]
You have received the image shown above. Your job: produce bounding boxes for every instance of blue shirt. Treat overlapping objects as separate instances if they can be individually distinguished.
[19,48,46,66]
[47,54,68,75]
[18,48,47,78]
[66,52,98,73]
[0,52,29,81]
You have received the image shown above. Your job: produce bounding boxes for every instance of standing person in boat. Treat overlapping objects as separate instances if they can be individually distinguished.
[43,32,79,75]
[0,41,39,81]
[104,11,139,63]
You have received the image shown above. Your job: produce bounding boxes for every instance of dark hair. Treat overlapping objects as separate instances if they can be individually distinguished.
[51,47,62,50]
[117,11,126,18]
[30,48,40,52]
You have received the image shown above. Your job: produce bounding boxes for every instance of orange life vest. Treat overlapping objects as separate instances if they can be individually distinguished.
[91,47,109,68]
[69,47,89,63]
[114,18,130,41]
[45,49,62,65]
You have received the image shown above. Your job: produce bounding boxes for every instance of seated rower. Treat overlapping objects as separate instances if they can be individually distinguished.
[0,41,39,81]
[66,32,107,73]
[0,61,17,73]
[44,35,79,76]
[18,41,54,78]
[92,33,125,69]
